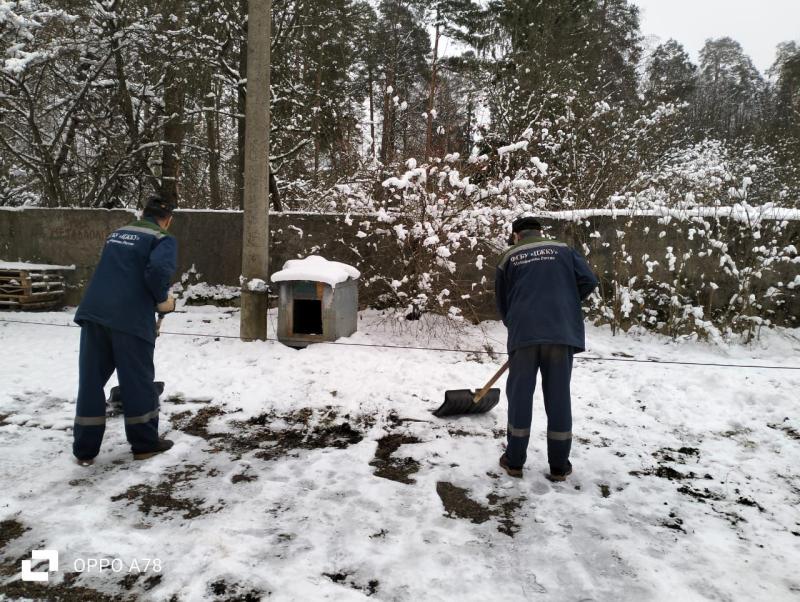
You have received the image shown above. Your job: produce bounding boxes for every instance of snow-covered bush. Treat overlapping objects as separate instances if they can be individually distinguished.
[279,91,799,340]
[365,147,552,322]
[367,144,798,338]
[627,139,799,210]
[174,266,240,307]
[579,206,799,342]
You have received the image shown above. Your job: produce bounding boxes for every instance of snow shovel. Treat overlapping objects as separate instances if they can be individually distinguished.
[107,381,165,407]
[433,360,509,418]
[107,314,167,408]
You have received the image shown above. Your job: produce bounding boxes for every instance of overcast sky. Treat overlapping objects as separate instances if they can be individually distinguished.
[631,0,800,73]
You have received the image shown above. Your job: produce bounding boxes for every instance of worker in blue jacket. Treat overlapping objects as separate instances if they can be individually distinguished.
[495,216,598,481]
[73,196,178,465]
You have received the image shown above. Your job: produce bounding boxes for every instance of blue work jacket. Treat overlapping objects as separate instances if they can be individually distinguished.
[75,217,177,344]
[495,234,598,353]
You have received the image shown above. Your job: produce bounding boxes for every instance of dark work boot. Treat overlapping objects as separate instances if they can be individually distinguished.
[546,461,573,482]
[499,454,523,478]
[133,439,174,461]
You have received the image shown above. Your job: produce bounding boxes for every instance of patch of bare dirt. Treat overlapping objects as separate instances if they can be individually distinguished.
[323,572,379,597]
[651,446,700,464]
[630,448,713,481]
[243,409,365,461]
[677,485,724,503]
[630,465,698,480]
[486,492,526,537]
[208,578,266,601]
[0,519,27,552]
[0,567,130,601]
[170,406,227,440]
[735,495,766,512]
[437,482,492,524]
[768,421,800,440]
[436,482,527,536]
[370,434,421,484]
[171,406,367,461]
[119,572,162,593]
[110,464,222,519]
[660,512,686,533]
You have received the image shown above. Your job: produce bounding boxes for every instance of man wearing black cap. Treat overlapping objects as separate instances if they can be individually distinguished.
[495,216,598,481]
[72,195,178,465]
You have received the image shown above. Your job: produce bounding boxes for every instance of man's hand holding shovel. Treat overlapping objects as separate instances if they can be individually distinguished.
[155,295,176,337]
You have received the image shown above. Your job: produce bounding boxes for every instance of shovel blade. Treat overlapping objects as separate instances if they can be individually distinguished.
[433,388,501,418]
[107,381,165,405]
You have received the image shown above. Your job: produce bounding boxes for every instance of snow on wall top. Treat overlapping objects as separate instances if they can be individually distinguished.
[541,205,800,222]
[1,205,797,221]
[270,256,360,288]
[0,260,75,271]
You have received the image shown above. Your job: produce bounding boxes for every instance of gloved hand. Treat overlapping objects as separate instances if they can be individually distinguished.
[156,294,176,314]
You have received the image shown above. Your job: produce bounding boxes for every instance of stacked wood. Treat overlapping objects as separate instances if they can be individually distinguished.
[0,263,71,310]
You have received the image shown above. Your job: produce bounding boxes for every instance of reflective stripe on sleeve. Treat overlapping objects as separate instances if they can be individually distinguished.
[119,225,165,239]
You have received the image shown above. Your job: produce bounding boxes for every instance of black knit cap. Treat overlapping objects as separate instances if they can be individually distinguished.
[508,216,542,245]
[511,216,542,233]
[143,195,177,218]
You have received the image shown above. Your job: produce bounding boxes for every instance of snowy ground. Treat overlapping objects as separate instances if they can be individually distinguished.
[1,306,799,601]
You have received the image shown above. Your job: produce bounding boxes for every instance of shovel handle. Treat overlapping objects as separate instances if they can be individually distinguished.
[473,360,510,403]
[156,313,164,338]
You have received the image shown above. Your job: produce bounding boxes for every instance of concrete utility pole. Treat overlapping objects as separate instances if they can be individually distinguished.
[240,0,271,341]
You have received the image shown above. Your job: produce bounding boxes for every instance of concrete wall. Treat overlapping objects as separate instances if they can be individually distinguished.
[0,208,366,305]
[1,207,797,325]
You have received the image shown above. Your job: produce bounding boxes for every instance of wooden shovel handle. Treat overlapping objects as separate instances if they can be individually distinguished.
[473,360,510,403]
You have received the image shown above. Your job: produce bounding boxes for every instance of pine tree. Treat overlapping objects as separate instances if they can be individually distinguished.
[372,0,430,167]
[645,39,697,105]
[693,37,765,139]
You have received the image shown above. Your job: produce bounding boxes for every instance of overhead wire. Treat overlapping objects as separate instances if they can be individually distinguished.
[1,317,799,371]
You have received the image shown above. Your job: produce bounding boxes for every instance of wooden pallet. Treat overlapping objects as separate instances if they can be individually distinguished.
[0,267,66,310]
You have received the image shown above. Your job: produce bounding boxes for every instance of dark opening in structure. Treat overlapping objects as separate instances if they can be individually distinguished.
[293,299,323,334]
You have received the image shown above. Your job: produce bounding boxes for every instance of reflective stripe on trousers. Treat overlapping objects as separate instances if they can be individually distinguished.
[505,344,574,468]
[507,424,531,438]
[75,415,106,426]
[125,408,160,425]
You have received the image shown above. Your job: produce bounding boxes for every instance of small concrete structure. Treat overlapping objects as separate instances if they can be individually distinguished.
[271,256,359,348]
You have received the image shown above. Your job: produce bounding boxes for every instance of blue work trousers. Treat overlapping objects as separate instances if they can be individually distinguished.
[505,344,574,470]
[73,321,160,459]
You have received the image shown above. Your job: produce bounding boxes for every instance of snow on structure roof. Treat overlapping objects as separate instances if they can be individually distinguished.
[270,255,359,288]
[0,260,75,271]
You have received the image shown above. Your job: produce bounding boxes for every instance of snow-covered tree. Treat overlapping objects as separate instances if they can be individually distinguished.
[693,37,765,139]
[644,39,697,105]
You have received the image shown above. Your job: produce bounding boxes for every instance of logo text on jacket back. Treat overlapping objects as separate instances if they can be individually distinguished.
[107,232,140,247]
[510,248,557,267]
